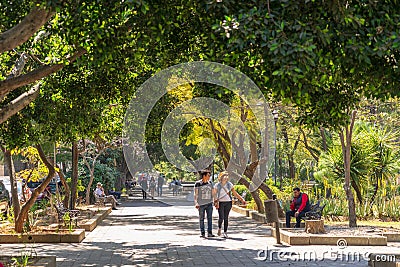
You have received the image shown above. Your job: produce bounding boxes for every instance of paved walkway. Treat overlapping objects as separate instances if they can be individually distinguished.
[0,187,399,266]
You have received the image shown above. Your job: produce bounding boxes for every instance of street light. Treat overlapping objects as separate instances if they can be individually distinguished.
[272,109,279,186]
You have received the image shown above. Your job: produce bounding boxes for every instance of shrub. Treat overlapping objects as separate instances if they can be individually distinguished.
[233,185,252,201]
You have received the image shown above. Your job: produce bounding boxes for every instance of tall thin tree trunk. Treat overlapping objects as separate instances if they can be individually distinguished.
[83,157,95,205]
[237,176,264,213]
[320,126,328,152]
[56,166,70,208]
[70,141,79,210]
[278,157,282,189]
[15,144,55,233]
[369,175,380,215]
[282,127,297,179]
[81,147,102,205]
[1,147,20,217]
[339,110,357,228]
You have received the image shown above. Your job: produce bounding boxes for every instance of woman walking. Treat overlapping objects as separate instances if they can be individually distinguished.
[213,171,246,238]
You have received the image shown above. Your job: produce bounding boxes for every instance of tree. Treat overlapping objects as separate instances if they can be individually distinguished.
[79,139,122,205]
[207,1,400,227]
[3,1,400,227]
[0,0,156,123]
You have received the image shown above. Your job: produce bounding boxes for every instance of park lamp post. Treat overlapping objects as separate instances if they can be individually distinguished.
[272,109,279,186]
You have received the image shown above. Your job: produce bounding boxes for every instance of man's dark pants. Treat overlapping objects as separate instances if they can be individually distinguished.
[199,202,213,235]
[286,210,307,228]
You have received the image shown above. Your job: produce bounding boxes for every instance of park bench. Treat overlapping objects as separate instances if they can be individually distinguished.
[94,193,105,206]
[55,202,80,228]
[181,183,195,193]
[304,200,326,220]
[303,200,326,233]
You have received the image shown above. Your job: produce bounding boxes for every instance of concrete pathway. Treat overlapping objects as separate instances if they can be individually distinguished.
[0,186,399,266]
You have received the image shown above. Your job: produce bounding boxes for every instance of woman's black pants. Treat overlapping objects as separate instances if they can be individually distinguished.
[218,201,232,232]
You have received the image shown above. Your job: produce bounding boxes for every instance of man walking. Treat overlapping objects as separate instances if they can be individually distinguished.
[157,174,165,196]
[194,169,215,238]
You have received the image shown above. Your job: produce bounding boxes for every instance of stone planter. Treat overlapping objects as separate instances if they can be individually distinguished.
[382,233,400,242]
[231,204,251,217]
[271,228,387,246]
[0,229,85,243]
[79,207,111,231]
[250,211,266,223]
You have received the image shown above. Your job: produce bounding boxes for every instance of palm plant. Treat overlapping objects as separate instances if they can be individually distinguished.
[359,124,400,213]
[314,122,376,204]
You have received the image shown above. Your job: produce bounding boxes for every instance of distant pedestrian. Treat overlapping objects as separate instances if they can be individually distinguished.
[157,174,165,196]
[169,178,176,190]
[194,169,215,238]
[140,176,148,199]
[173,179,182,196]
[213,171,246,238]
[149,177,156,197]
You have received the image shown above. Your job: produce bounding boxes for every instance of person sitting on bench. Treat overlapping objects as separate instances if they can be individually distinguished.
[286,187,311,228]
[94,182,119,210]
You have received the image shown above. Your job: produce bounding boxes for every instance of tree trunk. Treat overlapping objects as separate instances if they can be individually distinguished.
[351,179,363,204]
[70,141,79,210]
[207,113,283,216]
[282,127,296,179]
[250,191,264,213]
[339,110,357,228]
[81,145,103,205]
[84,159,95,205]
[249,128,258,163]
[320,126,328,152]
[238,176,264,213]
[56,166,70,208]
[1,147,20,217]
[14,144,55,233]
[278,157,283,189]
[257,182,285,217]
[288,155,296,180]
[369,175,379,215]
[305,219,325,234]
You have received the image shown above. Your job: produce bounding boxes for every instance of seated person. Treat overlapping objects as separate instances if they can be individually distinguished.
[125,180,132,190]
[286,187,311,228]
[108,189,121,199]
[94,182,119,210]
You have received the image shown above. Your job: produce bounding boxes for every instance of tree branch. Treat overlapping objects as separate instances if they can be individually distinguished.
[0,48,86,99]
[0,7,54,53]
[299,127,319,161]
[0,84,40,124]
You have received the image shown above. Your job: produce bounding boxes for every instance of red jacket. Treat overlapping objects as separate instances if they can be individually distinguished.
[290,193,310,213]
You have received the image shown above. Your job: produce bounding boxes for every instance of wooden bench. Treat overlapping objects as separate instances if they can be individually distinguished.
[55,202,80,228]
[181,183,195,192]
[304,200,325,220]
[94,193,105,206]
[303,200,326,234]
